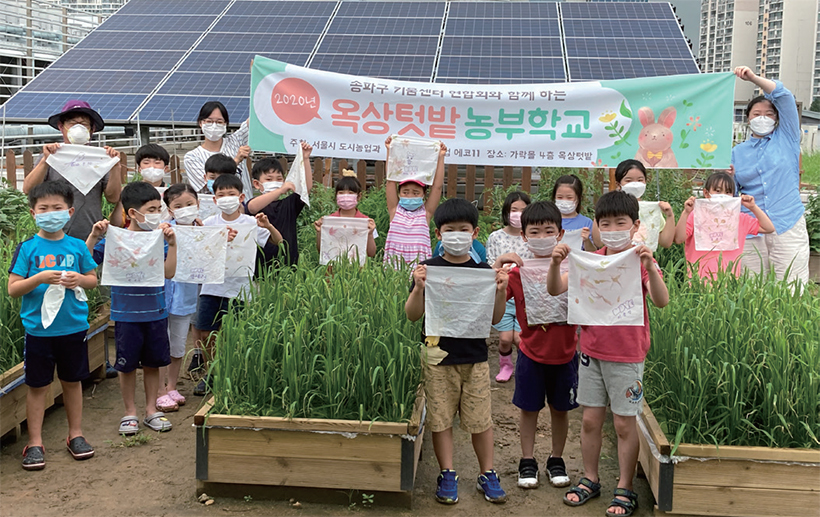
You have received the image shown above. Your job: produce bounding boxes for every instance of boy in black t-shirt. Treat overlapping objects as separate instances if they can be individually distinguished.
[405,198,509,506]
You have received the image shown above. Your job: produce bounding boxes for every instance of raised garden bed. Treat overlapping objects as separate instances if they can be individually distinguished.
[0,308,110,439]
[638,400,820,516]
[194,391,426,508]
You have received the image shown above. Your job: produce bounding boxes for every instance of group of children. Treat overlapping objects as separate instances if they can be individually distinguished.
[10,137,772,516]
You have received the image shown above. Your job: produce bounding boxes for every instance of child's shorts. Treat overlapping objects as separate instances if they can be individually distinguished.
[492,298,520,333]
[423,361,492,434]
[577,353,644,417]
[512,350,579,412]
[194,295,242,332]
[167,313,193,359]
[114,319,171,373]
[24,331,89,388]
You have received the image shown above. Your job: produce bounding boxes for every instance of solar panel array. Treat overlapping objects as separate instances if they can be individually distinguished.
[2,0,699,125]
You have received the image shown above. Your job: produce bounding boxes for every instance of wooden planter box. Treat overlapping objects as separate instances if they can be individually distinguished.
[194,391,426,507]
[637,400,820,516]
[0,308,110,439]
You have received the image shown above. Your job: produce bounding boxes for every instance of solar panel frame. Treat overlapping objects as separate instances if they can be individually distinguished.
[136,94,250,124]
[176,51,310,72]
[440,36,564,58]
[211,15,327,34]
[447,2,558,19]
[94,14,217,32]
[71,31,203,51]
[317,35,439,56]
[115,0,230,16]
[568,58,699,81]
[444,18,561,38]
[2,92,148,123]
[224,0,337,17]
[436,56,566,81]
[22,69,168,94]
[48,49,188,71]
[310,54,435,81]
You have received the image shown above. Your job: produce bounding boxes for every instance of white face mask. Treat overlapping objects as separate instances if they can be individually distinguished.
[216,195,240,215]
[172,204,199,225]
[621,182,646,199]
[600,229,633,251]
[263,181,283,193]
[527,236,557,256]
[749,115,776,136]
[441,231,473,257]
[202,123,226,142]
[555,200,577,215]
[135,211,162,230]
[140,167,165,183]
[66,124,90,145]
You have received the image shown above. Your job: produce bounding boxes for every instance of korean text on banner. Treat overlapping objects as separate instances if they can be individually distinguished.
[424,266,496,339]
[694,197,741,251]
[567,250,643,326]
[225,224,257,278]
[320,216,369,265]
[250,55,735,168]
[100,226,165,287]
[635,201,666,252]
[173,225,228,284]
[46,144,119,195]
[520,259,568,325]
[387,136,440,185]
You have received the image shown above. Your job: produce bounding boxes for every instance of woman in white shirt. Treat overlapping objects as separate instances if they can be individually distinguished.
[183,101,253,198]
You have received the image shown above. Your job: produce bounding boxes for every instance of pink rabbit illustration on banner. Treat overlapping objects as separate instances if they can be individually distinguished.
[567,249,643,326]
[319,216,369,265]
[693,197,741,251]
[424,266,496,339]
[635,106,678,168]
[100,225,165,287]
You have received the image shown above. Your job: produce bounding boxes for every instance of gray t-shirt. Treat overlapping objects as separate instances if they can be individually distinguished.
[39,154,111,241]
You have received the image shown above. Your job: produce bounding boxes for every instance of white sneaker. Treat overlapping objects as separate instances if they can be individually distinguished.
[517,458,539,488]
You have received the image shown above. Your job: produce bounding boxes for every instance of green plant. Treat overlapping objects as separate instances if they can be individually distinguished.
[0,181,34,237]
[105,433,155,448]
[646,263,820,452]
[804,191,820,254]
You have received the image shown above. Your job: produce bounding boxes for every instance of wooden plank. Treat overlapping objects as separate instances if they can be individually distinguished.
[447,164,458,198]
[23,150,33,176]
[0,362,25,388]
[673,443,820,464]
[375,161,385,188]
[0,382,28,437]
[407,387,425,436]
[207,453,402,492]
[197,481,413,508]
[204,413,410,435]
[170,155,181,184]
[278,156,288,174]
[607,167,616,192]
[5,150,16,187]
[464,164,476,202]
[357,160,367,187]
[642,401,671,455]
[637,415,663,505]
[193,397,215,426]
[522,167,532,193]
[119,152,128,183]
[668,484,820,517]
[674,458,819,492]
[502,166,513,188]
[483,166,494,213]
[207,428,401,463]
[312,157,323,186]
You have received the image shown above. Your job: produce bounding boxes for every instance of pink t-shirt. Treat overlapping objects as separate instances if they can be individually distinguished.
[684,211,760,278]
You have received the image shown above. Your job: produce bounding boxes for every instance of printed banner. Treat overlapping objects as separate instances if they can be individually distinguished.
[250,55,734,168]
[519,259,568,325]
[173,225,228,284]
[635,201,666,252]
[225,224,258,278]
[561,228,585,253]
[567,250,643,326]
[694,197,741,251]
[100,226,165,287]
[198,194,219,221]
[46,144,119,195]
[319,216,369,265]
[424,266,496,339]
[387,136,440,185]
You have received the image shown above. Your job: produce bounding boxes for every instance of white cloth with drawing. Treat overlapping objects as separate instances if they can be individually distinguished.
[424,266,496,339]
[286,151,310,207]
[560,229,585,253]
[173,225,228,284]
[694,197,741,251]
[320,216,369,265]
[567,249,643,326]
[100,226,165,287]
[42,273,87,329]
[634,201,666,252]
[45,144,119,196]
[387,136,440,185]
[519,259,569,325]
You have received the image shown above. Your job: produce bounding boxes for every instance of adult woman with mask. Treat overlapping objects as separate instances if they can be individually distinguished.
[183,101,253,198]
[23,100,123,241]
[730,66,809,284]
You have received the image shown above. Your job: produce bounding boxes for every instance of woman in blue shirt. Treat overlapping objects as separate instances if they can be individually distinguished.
[731,66,809,284]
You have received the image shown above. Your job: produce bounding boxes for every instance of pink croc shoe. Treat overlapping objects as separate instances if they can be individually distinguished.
[167,390,186,406]
[156,395,179,412]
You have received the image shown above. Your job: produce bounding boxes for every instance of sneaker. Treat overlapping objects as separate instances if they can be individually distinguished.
[21,445,45,471]
[517,457,539,488]
[105,360,118,379]
[435,469,459,504]
[477,470,507,503]
[496,354,514,383]
[187,351,204,379]
[193,375,210,396]
[66,436,95,460]
[547,456,571,487]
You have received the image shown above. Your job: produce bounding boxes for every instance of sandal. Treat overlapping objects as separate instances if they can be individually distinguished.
[143,412,173,432]
[119,415,139,436]
[156,394,179,412]
[66,436,94,460]
[605,488,638,517]
[563,477,601,507]
[22,445,46,470]
[167,390,186,406]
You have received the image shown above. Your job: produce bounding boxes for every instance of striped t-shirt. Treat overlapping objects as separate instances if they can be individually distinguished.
[183,120,253,199]
[383,205,431,267]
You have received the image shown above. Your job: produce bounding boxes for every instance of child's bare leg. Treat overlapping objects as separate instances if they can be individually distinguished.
[432,429,454,470]
[157,365,169,398]
[549,406,569,458]
[143,367,160,416]
[119,370,137,416]
[519,410,539,458]
[471,427,494,473]
[498,330,514,355]
[167,357,183,389]
[609,414,639,515]
[25,386,49,447]
[60,380,84,439]
[565,406,606,503]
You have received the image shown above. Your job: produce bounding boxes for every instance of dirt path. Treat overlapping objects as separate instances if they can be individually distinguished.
[1,338,654,516]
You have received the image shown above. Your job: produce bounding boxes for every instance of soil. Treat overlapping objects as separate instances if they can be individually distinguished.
[1,335,654,517]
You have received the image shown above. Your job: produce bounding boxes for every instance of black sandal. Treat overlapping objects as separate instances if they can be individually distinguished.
[605,487,638,517]
[562,477,601,507]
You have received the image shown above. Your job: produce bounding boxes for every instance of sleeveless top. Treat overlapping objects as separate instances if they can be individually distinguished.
[383,205,431,267]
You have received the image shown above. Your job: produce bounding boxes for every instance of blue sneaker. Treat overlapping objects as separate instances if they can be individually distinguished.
[477,470,507,503]
[436,469,459,504]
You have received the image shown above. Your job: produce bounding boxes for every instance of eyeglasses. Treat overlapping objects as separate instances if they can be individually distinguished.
[203,119,226,125]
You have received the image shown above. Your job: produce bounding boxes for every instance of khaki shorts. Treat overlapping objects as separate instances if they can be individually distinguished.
[423,361,492,434]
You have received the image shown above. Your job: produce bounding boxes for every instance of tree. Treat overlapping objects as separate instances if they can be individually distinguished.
[811,97,820,113]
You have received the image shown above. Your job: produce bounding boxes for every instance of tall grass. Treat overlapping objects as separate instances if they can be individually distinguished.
[209,259,422,423]
[646,262,820,450]
[802,153,820,187]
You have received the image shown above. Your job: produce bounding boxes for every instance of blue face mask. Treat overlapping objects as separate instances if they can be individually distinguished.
[399,197,424,211]
[206,179,215,194]
[35,210,71,233]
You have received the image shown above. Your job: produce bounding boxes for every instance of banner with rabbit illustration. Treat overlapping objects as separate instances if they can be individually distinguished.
[251,55,734,168]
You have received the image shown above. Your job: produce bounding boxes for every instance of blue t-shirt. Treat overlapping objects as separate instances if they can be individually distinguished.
[94,238,168,323]
[9,234,97,336]
[561,214,594,232]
